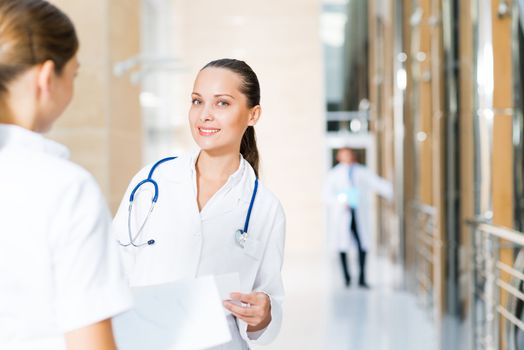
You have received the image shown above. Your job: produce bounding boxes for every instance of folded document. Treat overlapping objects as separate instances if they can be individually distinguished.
[113,276,231,350]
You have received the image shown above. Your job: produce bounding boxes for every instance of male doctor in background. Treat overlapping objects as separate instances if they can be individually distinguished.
[324,148,393,288]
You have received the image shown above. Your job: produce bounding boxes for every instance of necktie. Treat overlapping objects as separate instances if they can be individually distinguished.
[347,165,359,208]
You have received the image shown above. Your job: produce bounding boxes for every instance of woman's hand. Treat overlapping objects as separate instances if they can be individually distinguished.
[223,291,272,332]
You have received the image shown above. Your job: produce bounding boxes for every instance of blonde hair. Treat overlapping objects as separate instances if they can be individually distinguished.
[0,0,78,96]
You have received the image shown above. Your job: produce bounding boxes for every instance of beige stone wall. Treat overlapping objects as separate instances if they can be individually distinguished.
[47,0,143,212]
[169,0,325,255]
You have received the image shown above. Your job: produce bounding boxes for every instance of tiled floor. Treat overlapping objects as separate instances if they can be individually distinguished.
[253,251,438,350]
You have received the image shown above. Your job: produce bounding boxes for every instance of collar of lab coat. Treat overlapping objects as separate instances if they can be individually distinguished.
[188,150,247,186]
[0,123,70,159]
[185,150,256,220]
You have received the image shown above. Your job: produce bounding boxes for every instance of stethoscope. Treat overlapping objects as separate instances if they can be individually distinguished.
[118,156,259,248]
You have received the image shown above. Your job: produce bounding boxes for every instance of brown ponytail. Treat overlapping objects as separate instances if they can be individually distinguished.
[201,58,261,177]
[0,0,78,96]
[240,126,259,177]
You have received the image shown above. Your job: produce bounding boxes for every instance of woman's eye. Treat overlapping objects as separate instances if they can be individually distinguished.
[217,101,229,107]
[192,99,201,105]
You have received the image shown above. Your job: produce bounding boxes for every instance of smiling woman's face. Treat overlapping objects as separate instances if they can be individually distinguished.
[189,67,257,154]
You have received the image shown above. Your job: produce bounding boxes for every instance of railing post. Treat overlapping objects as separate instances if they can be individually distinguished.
[470,223,477,350]
[466,220,524,349]
[484,230,496,350]
[493,238,500,350]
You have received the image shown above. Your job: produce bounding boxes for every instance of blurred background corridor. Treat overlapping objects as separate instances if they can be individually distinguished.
[48,0,524,349]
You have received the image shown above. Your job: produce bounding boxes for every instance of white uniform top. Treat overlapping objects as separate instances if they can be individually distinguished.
[0,125,132,349]
[324,163,393,251]
[112,152,286,349]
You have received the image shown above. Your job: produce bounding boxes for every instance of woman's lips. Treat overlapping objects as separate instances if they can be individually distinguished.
[198,127,221,136]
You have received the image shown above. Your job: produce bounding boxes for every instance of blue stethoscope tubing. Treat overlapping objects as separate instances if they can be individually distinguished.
[236,177,258,248]
[119,156,177,247]
[119,156,259,248]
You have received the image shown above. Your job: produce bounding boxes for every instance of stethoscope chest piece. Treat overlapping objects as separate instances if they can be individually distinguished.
[235,229,248,248]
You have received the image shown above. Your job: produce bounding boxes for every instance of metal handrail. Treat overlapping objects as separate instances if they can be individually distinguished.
[497,261,524,282]
[468,220,524,246]
[468,220,524,350]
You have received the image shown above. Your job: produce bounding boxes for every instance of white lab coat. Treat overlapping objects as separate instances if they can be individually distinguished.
[0,124,132,349]
[112,152,286,349]
[324,163,393,252]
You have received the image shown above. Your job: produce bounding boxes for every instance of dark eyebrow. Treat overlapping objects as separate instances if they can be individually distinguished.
[215,94,235,99]
[191,93,235,99]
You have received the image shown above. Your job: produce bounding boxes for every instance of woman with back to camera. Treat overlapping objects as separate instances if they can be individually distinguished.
[112,59,286,348]
[0,1,132,349]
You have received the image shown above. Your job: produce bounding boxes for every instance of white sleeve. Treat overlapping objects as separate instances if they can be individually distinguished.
[238,205,286,345]
[48,172,133,332]
[367,170,394,201]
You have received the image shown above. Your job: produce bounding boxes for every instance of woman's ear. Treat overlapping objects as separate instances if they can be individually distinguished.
[36,60,56,97]
[248,105,261,126]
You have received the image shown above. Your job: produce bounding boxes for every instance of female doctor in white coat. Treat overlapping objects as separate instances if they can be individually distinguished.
[112,59,286,349]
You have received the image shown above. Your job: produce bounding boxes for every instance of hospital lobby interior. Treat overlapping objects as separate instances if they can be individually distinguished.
[40,0,524,349]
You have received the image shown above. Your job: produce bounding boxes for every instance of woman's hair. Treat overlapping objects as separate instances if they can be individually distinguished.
[201,58,261,177]
[0,0,79,96]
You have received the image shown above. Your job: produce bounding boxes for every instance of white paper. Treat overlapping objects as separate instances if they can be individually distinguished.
[213,272,241,301]
[213,272,241,315]
[112,276,231,350]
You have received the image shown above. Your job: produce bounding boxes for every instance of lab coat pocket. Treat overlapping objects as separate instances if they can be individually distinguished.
[243,238,264,260]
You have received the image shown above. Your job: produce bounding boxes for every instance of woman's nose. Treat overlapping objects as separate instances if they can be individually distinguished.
[199,106,214,122]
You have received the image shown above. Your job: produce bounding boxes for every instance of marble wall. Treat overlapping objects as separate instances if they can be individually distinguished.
[48,0,143,211]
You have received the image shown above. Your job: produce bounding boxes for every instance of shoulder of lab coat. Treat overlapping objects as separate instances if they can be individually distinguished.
[238,182,286,345]
[112,153,188,225]
[48,166,133,331]
[111,154,187,276]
